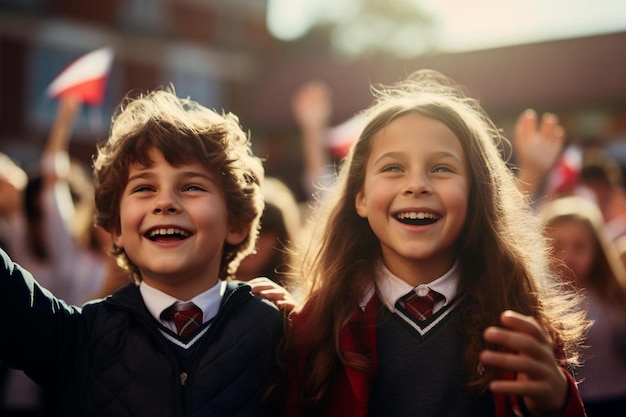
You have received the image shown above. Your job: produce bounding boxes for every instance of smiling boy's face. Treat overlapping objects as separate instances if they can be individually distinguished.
[113,147,248,299]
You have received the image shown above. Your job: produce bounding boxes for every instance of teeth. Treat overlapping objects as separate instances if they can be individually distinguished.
[397,212,438,220]
[149,228,189,237]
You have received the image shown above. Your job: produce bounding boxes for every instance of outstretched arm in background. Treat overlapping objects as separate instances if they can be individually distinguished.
[514,109,566,199]
[40,95,82,231]
[42,96,81,183]
[291,80,333,197]
[45,96,131,301]
[37,96,93,298]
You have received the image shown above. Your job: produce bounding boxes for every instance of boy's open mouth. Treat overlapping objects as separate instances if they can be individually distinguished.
[146,227,191,242]
[396,211,440,226]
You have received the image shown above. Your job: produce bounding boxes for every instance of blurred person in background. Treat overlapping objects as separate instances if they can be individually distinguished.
[247,80,339,311]
[539,195,626,416]
[248,79,357,313]
[238,176,302,310]
[1,96,127,304]
[578,147,626,244]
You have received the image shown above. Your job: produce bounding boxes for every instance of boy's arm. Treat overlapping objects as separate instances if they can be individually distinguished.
[0,248,81,381]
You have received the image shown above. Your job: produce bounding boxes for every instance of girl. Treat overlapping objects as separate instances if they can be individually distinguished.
[539,195,626,416]
[284,70,588,417]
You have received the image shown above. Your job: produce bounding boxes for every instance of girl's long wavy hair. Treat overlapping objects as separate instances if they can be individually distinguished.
[93,87,264,283]
[288,70,587,410]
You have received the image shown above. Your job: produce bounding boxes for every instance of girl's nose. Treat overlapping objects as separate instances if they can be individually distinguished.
[403,174,432,196]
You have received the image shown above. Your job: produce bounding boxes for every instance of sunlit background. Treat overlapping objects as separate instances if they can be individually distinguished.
[268,0,626,55]
[1,0,626,201]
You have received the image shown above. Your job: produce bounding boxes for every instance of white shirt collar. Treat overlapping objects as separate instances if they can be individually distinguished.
[373,260,460,314]
[140,280,226,330]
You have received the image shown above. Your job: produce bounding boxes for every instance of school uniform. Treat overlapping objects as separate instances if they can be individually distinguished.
[0,249,284,417]
[284,262,586,417]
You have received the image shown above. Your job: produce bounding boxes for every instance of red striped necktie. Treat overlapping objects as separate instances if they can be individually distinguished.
[161,302,203,338]
[398,288,444,321]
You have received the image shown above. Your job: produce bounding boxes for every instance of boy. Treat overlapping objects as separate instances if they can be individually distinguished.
[0,88,283,416]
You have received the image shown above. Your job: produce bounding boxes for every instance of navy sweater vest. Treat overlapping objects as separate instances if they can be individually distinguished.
[368,300,494,417]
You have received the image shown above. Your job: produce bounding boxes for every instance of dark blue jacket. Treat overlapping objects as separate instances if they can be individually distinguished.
[0,249,284,417]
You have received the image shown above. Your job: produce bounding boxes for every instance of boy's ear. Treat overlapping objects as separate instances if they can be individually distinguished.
[226,223,251,245]
[112,226,123,248]
[355,190,368,218]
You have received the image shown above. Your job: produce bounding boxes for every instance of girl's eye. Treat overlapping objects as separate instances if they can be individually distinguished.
[433,165,453,173]
[382,164,403,173]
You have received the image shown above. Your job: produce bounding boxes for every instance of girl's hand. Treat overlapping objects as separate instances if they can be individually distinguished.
[248,277,297,313]
[480,310,568,416]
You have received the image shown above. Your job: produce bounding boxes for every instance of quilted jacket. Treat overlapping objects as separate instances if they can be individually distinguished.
[0,249,284,417]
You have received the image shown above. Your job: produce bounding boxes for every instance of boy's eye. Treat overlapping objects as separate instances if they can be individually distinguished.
[183,184,206,192]
[132,185,154,193]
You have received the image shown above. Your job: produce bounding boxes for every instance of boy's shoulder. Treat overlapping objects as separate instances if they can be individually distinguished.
[222,280,280,314]
[221,280,283,329]
[82,282,146,323]
[212,280,284,344]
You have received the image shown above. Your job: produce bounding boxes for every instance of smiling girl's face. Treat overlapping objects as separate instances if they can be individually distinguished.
[355,112,470,286]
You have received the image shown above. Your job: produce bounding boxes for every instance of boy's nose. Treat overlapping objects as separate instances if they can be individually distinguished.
[154,205,178,214]
[153,192,181,213]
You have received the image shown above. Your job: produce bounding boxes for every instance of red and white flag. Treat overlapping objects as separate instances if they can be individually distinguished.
[46,47,114,105]
[545,145,582,196]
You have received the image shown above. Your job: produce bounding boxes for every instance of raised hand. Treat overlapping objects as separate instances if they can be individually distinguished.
[480,310,568,416]
[514,109,566,197]
[291,80,332,134]
[291,80,334,196]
